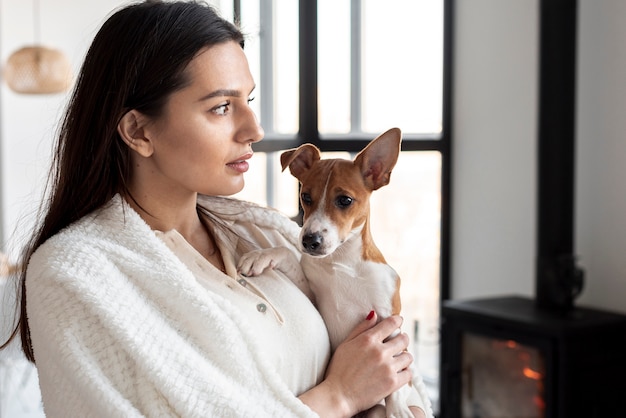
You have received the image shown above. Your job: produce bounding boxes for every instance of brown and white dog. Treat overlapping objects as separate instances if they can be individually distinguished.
[238,128,415,417]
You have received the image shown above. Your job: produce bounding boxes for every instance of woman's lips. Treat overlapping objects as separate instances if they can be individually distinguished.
[226,152,253,173]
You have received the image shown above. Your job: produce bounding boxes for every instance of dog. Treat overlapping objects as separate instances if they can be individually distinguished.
[238,128,416,417]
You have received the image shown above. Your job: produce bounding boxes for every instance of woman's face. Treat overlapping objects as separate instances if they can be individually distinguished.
[141,41,264,198]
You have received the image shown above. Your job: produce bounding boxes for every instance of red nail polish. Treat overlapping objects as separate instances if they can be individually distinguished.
[366,310,375,320]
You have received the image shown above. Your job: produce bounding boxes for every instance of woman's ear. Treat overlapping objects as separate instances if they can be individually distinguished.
[117,110,154,157]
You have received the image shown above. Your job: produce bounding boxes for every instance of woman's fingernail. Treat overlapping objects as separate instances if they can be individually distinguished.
[366,310,375,321]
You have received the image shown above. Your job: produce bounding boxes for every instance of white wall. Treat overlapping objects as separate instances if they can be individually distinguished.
[451,0,538,301]
[576,0,626,313]
[451,0,626,315]
[0,0,124,255]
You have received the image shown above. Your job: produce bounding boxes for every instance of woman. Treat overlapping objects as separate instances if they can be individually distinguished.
[3,1,430,417]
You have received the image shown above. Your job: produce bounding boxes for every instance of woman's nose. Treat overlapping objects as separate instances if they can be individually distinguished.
[239,104,264,144]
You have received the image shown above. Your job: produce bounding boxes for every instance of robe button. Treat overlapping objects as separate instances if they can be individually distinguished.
[238,278,247,287]
[256,303,267,313]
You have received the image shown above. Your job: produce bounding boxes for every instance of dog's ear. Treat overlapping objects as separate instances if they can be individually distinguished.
[354,127,402,190]
[280,144,321,180]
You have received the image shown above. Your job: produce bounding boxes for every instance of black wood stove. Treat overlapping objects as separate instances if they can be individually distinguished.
[440,296,626,418]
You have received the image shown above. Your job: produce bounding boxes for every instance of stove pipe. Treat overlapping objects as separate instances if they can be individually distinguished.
[536,0,584,311]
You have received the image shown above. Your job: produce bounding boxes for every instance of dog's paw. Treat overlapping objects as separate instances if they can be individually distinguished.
[237,247,289,277]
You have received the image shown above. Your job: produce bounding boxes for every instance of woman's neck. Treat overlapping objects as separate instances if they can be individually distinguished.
[123,191,199,236]
[123,192,225,272]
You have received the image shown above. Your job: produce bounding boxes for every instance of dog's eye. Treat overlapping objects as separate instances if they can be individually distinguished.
[335,195,353,209]
[301,193,313,206]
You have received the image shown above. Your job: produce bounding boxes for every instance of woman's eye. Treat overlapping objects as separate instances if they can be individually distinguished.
[212,102,230,115]
[247,96,255,105]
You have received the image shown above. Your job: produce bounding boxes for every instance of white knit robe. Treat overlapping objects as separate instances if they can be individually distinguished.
[26,195,324,417]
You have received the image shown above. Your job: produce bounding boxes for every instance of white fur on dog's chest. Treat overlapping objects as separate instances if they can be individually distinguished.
[301,249,399,351]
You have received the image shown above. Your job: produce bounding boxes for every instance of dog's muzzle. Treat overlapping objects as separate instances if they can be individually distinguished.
[302,233,324,256]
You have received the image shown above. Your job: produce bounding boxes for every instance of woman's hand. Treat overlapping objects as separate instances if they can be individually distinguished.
[298,311,414,418]
[366,405,426,418]
[410,406,427,418]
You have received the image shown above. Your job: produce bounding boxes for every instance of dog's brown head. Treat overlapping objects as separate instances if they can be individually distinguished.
[280,128,402,256]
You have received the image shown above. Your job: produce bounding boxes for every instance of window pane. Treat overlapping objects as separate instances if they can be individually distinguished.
[245,1,444,138]
[317,1,443,136]
[239,1,299,135]
[273,1,299,134]
[369,151,441,403]
[239,0,262,120]
[361,0,443,135]
[271,152,301,216]
[318,0,351,133]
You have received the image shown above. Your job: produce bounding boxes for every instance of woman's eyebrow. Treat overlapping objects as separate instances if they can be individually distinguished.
[197,86,256,102]
[197,89,241,102]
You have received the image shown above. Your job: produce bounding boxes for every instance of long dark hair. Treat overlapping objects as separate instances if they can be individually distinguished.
[1,0,244,362]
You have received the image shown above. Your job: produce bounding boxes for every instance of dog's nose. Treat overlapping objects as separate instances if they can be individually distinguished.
[302,233,323,252]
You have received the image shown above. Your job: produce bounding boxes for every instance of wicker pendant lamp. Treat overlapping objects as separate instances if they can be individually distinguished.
[3,0,72,94]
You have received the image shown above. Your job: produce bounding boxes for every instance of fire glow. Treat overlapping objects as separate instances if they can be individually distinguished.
[523,366,543,380]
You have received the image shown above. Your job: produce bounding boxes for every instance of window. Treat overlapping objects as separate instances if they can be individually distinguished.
[213,0,451,411]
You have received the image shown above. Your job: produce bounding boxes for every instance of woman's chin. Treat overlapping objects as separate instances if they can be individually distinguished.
[205,183,245,197]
